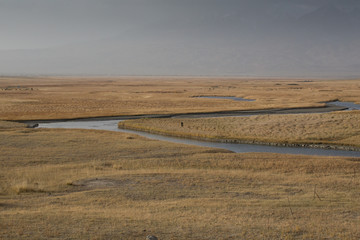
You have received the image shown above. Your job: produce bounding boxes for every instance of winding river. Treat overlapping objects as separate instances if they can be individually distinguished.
[40,119,360,157]
[37,100,360,157]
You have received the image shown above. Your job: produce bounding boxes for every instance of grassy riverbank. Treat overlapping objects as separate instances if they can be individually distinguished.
[118,111,360,150]
[1,122,360,239]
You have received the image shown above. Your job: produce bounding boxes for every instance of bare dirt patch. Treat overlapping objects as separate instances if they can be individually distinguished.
[69,178,132,190]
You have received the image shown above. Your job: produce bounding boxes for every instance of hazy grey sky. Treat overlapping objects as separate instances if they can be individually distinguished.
[1,0,360,76]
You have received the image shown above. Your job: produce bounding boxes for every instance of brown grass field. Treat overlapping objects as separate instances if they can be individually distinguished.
[1,122,360,239]
[1,77,360,239]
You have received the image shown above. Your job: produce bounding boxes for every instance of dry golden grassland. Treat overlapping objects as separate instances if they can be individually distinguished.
[118,110,360,150]
[0,76,360,120]
[0,122,359,239]
[1,77,360,239]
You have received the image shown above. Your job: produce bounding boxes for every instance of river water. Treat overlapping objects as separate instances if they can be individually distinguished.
[330,101,360,110]
[40,119,360,157]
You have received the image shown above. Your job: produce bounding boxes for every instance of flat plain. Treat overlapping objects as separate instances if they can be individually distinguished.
[1,77,360,239]
[1,77,360,120]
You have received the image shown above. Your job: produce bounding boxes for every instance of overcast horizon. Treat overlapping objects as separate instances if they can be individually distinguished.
[1,0,360,77]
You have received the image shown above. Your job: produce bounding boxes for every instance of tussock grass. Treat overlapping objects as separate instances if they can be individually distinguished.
[119,111,360,149]
[1,126,359,239]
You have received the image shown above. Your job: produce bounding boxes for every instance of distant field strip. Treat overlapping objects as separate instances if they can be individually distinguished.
[1,77,360,120]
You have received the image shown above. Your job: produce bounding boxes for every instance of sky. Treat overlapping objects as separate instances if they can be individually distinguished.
[1,0,360,77]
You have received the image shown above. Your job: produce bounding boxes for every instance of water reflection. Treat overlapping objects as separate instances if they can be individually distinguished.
[329,101,360,110]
